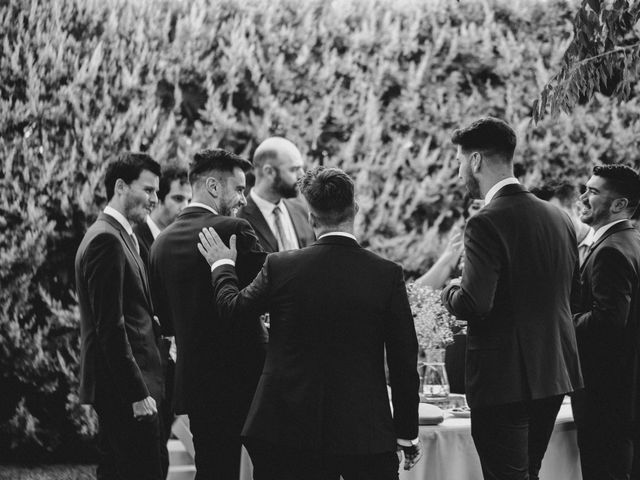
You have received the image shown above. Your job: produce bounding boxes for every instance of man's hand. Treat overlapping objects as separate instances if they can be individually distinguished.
[397,440,423,471]
[132,396,157,419]
[197,227,237,266]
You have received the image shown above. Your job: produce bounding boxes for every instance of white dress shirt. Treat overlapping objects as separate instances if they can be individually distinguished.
[104,206,134,235]
[483,177,520,206]
[251,190,300,250]
[146,216,162,240]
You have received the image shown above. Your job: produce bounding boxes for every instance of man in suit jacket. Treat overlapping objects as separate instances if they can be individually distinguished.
[134,164,191,267]
[237,137,315,252]
[197,166,421,480]
[441,118,583,480]
[75,153,165,480]
[571,164,640,480]
[149,149,267,480]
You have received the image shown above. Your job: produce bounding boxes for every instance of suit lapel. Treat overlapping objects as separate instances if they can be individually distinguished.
[283,199,310,247]
[243,197,279,252]
[99,213,154,312]
[581,220,635,271]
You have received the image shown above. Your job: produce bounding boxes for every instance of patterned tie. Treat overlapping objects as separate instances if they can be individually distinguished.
[273,206,294,251]
[130,232,140,255]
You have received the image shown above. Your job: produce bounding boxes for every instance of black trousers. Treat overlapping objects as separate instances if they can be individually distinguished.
[95,399,164,480]
[244,438,400,480]
[188,411,243,480]
[572,388,635,480]
[470,395,564,480]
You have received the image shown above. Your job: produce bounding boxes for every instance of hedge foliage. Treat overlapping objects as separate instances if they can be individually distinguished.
[1,0,639,460]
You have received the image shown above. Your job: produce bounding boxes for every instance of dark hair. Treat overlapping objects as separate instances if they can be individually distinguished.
[158,164,189,202]
[188,149,252,184]
[593,164,640,211]
[451,117,517,161]
[531,180,578,208]
[105,152,161,201]
[298,166,355,225]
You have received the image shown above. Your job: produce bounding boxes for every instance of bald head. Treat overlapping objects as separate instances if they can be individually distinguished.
[252,137,305,201]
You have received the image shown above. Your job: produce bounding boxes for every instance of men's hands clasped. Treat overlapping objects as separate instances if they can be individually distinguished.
[397,439,423,471]
[197,227,238,266]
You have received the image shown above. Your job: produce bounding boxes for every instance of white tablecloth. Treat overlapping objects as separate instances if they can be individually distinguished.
[173,403,581,480]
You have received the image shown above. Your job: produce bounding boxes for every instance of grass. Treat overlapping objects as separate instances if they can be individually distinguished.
[0,465,96,480]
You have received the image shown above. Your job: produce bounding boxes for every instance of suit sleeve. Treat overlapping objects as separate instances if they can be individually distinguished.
[442,214,502,320]
[234,219,268,288]
[212,259,271,321]
[149,242,174,337]
[385,265,419,440]
[574,246,635,333]
[84,233,149,403]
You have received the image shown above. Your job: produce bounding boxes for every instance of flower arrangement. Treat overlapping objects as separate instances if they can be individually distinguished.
[406,283,456,353]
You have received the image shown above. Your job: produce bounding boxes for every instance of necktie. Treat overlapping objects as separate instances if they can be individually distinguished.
[578,242,591,266]
[273,206,294,251]
[130,232,140,255]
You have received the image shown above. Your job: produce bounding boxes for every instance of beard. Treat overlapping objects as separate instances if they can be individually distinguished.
[273,171,298,199]
[465,173,481,200]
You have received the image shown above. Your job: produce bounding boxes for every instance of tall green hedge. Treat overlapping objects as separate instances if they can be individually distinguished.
[1,0,639,460]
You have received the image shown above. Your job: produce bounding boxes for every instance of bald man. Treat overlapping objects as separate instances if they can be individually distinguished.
[238,137,315,252]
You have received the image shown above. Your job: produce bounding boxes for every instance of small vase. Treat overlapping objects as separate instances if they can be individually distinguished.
[419,349,450,399]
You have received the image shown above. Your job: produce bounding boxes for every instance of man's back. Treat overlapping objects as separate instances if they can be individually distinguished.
[446,184,582,408]
[214,235,419,454]
[149,206,266,415]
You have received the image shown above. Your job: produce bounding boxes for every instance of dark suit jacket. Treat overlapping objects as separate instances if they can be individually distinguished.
[133,220,154,269]
[75,213,163,406]
[237,195,315,253]
[149,206,267,418]
[211,235,419,454]
[442,184,583,409]
[573,220,640,422]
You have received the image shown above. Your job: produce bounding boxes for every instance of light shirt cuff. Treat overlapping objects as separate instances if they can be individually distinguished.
[211,259,236,271]
[397,437,419,447]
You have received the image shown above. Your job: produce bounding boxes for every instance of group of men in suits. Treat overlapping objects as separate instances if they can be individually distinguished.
[75,118,640,480]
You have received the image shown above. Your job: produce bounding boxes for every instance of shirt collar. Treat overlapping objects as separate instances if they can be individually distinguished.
[318,232,357,241]
[146,216,162,240]
[251,189,283,213]
[186,202,218,215]
[591,219,628,245]
[104,206,133,235]
[484,177,520,206]
[578,228,595,248]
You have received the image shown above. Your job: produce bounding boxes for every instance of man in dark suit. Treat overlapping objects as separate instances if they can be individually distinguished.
[134,164,191,267]
[197,166,421,480]
[238,137,315,252]
[571,164,640,480]
[441,118,583,480]
[149,149,267,480]
[75,153,165,480]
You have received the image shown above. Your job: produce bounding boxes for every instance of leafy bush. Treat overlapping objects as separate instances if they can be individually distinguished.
[1,0,639,460]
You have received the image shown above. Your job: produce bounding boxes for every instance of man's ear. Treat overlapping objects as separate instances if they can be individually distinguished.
[205,176,220,198]
[471,152,482,173]
[114,178,127,196]
[308,211,319,230]
[611,197,629,214]
[354,202,360,214]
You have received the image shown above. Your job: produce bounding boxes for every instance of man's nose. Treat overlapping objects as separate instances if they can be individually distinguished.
[239,193,247,207]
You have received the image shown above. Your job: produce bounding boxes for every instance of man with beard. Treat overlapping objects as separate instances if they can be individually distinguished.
[441,118,582,480]
[149,149,267,480]
[238,137,315,252]
[572,165,640,480]
[75,153,166,479]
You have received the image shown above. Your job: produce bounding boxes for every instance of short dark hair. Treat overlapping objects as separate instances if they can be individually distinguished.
[451,117,517,161]
[593,164,640,211]
[298,167,355,225]
[105,152,161,201]
[531,180,578,208]
[188,149,252,184]
[158,164,189,202]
